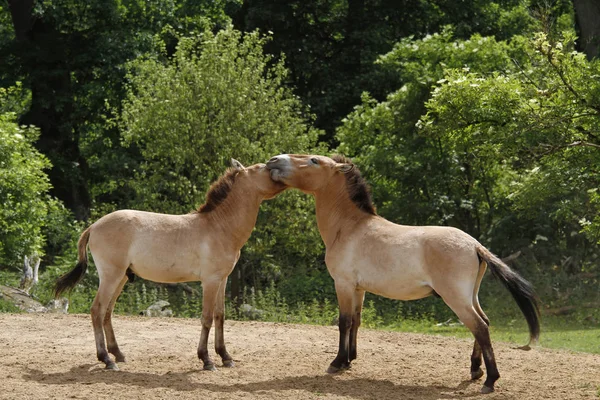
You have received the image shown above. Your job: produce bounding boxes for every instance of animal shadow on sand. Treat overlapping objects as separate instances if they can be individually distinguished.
[22,364,483,399]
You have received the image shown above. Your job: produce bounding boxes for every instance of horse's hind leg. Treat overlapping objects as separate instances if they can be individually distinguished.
[441,294,499,393]
[91,268,127,370]
[349,289,365,362]
[104,276,128,363]
[214,277,234,367]
[197,279,220,371]
[470,261,490,380]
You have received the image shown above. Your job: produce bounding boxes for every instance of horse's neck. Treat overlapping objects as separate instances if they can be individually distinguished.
[204,187,262,249]
[314,184,367,248]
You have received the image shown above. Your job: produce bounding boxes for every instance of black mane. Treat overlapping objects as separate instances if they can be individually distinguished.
[197,168,238,213]
[331,155,377,215]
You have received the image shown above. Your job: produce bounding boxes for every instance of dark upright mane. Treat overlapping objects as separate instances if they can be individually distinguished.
[197,168,239,213]
[331,155,377,215]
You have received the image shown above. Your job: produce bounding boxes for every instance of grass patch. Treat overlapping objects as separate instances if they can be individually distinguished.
[2,268,597,355]
[0,297,23,313]
[385,315,600,354]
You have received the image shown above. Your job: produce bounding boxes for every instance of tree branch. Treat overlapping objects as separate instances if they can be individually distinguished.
[567,140,600,149]
[545,47,600,114]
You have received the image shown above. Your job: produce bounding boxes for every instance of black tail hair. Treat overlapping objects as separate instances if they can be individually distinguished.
[54,227,91,298]
[477,246,541,348]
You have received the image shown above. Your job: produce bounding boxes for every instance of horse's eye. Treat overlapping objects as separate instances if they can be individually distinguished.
[310,158,319,165]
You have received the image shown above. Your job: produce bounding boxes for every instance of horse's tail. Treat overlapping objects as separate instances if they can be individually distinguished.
[476,245,540,349]
[54,227,91,298]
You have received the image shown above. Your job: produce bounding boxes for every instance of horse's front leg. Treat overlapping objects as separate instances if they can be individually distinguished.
[327,282,355,373]
[349,289,365,362]
[197,279,220,371]
[214,277,234,367]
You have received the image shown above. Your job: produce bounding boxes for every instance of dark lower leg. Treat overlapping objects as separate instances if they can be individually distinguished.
[349,310,361,361]
[197,318,214,370]
[328,313,351,372]
[91,303,116,370]
[198,281,219,371]
[470,341,483,380]
[472,302,490,381]
[348,289,365,362]
[475,326,500,392]
[104,278,127,363]
[214,313,233,367]
[105,311,125,362]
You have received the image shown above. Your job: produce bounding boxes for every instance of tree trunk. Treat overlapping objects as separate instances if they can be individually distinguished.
[344,0,366,76]
[7,1,91,220]
[19,254,40,295]
[573,0,600,60]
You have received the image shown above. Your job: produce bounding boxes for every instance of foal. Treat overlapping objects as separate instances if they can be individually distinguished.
[55,159,286,371]
[266,154,540,394]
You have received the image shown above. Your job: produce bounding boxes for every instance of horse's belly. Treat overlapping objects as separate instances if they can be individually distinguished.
[334,250,433,300]
[365,279,434,301]
[135,264,201,283]
[129,252,206,283]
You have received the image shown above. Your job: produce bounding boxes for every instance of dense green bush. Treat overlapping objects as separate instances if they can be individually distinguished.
[0,110,51,269]
[119,26,327,303]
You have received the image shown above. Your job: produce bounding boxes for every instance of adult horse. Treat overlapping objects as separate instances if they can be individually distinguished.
[266,154,540,394]
[55,159,286,371]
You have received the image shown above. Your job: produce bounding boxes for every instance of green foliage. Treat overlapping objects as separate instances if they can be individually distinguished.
[337,26,599,321]
[120,26,325,299]
[337,30,520,238]
[229,0,535,138]
[1,0,235,219]
[0,297,22,313]
[121,27,320,211]
[0,110,52,269]
[420,30,600,263]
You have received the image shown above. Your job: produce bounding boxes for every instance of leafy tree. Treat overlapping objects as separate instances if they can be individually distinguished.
[337,29,520,241]
[230,0,534,140]
[0,92,53,269]
[337,24,600,317]
[120,26,326,303]
[420,31,600,260]
[1,0,233,220]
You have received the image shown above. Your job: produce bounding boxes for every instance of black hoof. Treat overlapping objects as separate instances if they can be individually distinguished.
[481,385,494,394]
[223,360,235,368]
[115,354,126,363]
[326,365,341,374]
[203,363,217,371]
[105,362,119,371]
[471,368,484,380]
[326,363,350,374]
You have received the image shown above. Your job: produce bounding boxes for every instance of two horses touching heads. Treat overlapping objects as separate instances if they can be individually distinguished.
[56,155,540,394]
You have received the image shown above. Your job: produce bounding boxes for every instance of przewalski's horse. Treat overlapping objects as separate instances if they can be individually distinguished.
[55,159,286,371]
[266,154,540,394]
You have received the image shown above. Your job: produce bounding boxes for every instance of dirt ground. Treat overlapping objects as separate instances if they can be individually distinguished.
[1,313,599,399]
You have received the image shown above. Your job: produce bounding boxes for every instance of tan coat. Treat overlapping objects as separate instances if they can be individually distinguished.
[56,160,286,371]
[266,154,540,394]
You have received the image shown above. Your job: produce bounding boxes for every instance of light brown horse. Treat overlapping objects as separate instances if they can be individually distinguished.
[266,154,540,394]
[55,159,286,371]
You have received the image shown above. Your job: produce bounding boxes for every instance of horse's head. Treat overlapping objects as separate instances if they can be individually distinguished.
[231,159,288,199]
[266,154,354,193]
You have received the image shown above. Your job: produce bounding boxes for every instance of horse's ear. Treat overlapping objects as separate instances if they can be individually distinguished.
[231,158,245,171]
[335,163,354,174]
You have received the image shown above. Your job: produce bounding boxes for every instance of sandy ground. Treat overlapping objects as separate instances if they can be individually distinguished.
[0,313,599,399]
